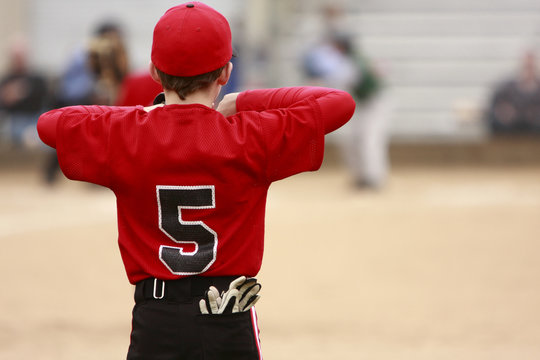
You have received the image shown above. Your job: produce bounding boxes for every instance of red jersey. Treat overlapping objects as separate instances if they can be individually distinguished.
[38,87,355,284]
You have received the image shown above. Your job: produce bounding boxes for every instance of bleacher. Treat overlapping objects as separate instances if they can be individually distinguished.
[272,0,540,145]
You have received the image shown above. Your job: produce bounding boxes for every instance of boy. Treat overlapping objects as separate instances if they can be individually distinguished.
[38,2,355,359]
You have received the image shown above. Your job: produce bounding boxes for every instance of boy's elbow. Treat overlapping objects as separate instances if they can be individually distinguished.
[37,110,59,148]
[324,90,356,133]
[337,91,357,130]
[343,91,356,120]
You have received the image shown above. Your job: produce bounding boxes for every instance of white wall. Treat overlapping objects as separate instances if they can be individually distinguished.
[27,0,245,73]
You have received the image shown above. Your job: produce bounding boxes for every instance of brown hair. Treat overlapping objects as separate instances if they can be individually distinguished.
[155,65,226,100]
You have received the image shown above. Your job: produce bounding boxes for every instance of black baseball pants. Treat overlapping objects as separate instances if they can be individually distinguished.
[127,276,262,360]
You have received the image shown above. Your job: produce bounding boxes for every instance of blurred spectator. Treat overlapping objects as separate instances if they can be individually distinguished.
[0,35,48,147]
[302,5,391,190]
[56,20,128,108]
[303,32,359,91]
[487,50,540,134]
[88,21,129,105]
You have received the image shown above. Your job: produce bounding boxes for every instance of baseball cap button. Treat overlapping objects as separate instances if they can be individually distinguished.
[186,3,194,8]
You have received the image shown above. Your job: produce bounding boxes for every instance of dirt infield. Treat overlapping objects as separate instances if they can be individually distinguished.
[1,163,540,359]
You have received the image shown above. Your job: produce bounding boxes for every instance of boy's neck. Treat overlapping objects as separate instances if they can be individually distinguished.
[163,88,217,109]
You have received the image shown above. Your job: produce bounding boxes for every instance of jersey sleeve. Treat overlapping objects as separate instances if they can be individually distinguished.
[262,95,325,182]
[236,86,355,134]
[235,87,353,182]
[52,105,113,187]
[236,87,355,182]
[37,108,62,148]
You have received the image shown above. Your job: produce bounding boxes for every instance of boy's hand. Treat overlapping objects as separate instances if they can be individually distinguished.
[216,92,239,117]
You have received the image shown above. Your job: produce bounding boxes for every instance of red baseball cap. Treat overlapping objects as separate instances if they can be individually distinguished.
[151,2,232,77]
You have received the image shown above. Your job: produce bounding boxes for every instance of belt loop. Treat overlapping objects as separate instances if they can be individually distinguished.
[153,278,165,299]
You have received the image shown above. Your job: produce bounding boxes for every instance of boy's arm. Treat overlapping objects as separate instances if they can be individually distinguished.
[231,87,356,134]
[220,86,356,181]
[37,105,115,187]
[37,108,63,148]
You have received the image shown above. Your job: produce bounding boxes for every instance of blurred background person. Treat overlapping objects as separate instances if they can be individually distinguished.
[302,5,390,190]
[345,37,390,190]
[302,6,358,93]
[86,21,129,106]
[0,35,48,148]
[55,20,128,108]
[486,50,540,135]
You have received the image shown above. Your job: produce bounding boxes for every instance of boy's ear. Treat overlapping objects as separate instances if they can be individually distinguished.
[149,62,161,84]
[217,62,233,86]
